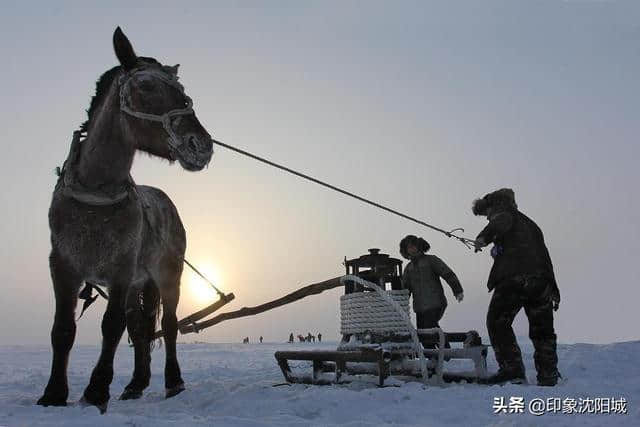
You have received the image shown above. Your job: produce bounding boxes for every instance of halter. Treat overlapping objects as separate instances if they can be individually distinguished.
[118,66,195,151]
[59,67,196,206]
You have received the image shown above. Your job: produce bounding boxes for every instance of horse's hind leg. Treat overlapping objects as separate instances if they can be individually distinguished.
[120,282,155,400]
[160,284,185,398]
[81,286,126,412]
[37,254,80,407]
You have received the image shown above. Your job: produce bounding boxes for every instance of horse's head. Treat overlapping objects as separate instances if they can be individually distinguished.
[113,27,213,171]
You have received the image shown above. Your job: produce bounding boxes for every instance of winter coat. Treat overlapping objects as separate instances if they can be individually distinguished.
[402,254,463,313]
[476,207,559,302]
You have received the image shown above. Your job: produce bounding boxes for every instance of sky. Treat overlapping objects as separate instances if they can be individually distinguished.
[0,0,638,346]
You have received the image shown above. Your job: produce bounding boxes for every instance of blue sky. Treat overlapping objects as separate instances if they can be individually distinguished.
[1,0,638,345]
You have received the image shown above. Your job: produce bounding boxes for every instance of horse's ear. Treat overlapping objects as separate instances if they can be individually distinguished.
[113,27,137,71]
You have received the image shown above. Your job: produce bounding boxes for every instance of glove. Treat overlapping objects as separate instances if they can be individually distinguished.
[455,292,464,303]
[490,244,504,258]
[474,238,486,253]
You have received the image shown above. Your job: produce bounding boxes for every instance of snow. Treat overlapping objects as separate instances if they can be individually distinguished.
[0,339,638,426]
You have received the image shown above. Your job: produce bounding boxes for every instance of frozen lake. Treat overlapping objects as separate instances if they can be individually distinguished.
[0,340,637,426]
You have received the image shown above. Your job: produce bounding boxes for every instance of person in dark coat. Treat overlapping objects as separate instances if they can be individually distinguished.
[473,188,560,386]
[400,235,464,348]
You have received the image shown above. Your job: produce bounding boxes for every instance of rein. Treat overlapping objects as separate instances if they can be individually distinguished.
[211,139,479,249]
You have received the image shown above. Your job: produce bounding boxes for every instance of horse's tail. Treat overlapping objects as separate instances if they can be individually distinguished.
[143,280,162,352]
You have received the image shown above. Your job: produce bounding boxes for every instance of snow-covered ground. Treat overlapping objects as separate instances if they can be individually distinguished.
[0,339,637,426]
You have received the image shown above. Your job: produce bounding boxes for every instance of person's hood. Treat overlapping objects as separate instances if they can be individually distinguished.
[472,188,517,216]
[399,235,430,260]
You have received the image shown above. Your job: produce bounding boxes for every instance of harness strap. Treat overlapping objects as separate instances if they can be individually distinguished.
[62,185,130,206]
[58,131,133,206]
[77,282,109,320]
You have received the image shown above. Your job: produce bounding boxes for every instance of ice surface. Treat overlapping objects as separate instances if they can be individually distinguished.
[0,340,637,426]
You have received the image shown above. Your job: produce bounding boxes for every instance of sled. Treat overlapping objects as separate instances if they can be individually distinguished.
[275,329,488,386]
[274,249,489,386]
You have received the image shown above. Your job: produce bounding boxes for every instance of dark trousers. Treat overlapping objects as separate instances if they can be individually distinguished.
[487,276,558,382]
[416,306,449,349]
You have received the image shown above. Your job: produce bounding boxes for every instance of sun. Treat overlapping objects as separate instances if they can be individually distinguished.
[185,262,224,303]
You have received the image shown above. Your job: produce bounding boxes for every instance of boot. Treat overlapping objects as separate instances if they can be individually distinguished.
[481,368,527,385]
[537,371,561,387]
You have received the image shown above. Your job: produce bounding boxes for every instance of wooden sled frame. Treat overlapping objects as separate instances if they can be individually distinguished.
[275,348,391,386]
[274,330,488,387]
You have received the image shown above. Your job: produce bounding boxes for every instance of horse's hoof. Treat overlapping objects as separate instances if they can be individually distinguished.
[79,395,108,414]
[165,382,185,399]
[119,389,143,400]
[37,394,67,407]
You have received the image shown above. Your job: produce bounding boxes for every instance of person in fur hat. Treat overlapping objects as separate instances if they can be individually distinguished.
[400,235,464,349]
[473,188,560,386]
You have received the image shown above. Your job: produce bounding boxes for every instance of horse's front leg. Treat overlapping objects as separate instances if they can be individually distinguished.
[37,255,80,407]
[81,286,126,413]
[120,285,152,400]
[160,285,185,398]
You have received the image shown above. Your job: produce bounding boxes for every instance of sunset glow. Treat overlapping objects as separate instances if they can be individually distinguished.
[184,261,224,304]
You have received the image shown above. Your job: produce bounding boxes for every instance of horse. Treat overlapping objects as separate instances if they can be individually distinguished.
[37,27,214,413]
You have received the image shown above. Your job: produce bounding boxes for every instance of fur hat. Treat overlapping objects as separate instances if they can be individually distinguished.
[472,188,517,216]
[399,235,430,259]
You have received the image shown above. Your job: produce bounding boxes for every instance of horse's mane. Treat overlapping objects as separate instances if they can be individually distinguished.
[80,57,161,133]
[80,66,121,133]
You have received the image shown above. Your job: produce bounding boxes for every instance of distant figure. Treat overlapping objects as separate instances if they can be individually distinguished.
[400,235,463,349]
[297,334,305,343]
[243,337,249,344]
[259,336,263,343]
[289,333,294,343]
[306,332,313,343]
[317,333,322,343]
[473,188,560,386]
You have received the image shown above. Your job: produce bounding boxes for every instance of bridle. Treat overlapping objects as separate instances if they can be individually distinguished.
[118,66,195,152]
[60,67,196,206]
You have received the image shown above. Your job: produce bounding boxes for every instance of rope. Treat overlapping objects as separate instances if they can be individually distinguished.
[340,275,430,383]
[340,290,411,334]
[212,139,477,249]
[183,258,225,298]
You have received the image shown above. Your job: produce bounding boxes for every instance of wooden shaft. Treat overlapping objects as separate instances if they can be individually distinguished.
[152,293,235,339]
[180,276,344,334]
[177,293,235,332]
